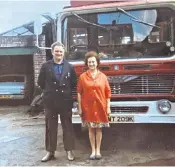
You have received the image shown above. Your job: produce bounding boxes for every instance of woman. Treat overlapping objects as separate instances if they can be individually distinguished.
[77,51,111,160]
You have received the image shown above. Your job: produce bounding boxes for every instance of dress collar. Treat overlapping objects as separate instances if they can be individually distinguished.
[86,69,100,79]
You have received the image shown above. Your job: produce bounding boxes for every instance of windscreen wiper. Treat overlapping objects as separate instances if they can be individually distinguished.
[71,12,108,30]
[117,7,160,28]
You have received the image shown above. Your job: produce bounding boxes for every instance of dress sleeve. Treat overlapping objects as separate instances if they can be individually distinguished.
[77,75,83,94]
[105,76,111,98]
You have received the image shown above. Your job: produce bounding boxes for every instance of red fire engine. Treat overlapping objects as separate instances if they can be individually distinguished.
[36,0,175,132]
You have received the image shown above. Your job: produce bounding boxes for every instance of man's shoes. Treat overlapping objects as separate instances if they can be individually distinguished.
[67,151,75,161]
[41,152,55,162]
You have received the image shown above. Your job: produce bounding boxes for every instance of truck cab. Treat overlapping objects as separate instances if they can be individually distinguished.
[38,0,175,126]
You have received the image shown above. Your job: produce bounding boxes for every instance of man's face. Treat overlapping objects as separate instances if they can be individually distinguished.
[52,45,64,62]
[87,56,98,70]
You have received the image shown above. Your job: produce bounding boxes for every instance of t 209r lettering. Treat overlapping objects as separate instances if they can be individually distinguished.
[109,116,134,123]
[117,116,134,122]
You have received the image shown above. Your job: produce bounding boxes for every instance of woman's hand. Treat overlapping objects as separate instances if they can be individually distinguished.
[77,93,83,117]
[107,107,111,115]
[78,108,83,117]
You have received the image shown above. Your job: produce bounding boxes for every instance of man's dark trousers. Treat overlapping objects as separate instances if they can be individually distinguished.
[45,107,75,152]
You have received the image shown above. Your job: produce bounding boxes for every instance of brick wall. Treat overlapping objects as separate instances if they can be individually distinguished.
[33,50,46,84]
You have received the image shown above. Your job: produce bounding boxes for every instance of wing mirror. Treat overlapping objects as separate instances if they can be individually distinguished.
[34,16,51,50]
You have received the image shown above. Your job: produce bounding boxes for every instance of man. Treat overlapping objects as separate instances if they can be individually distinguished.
[37,42,77,162]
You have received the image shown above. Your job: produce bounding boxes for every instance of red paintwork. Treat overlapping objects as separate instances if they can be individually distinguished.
[73,60,175,76]
[70,0,143,7]
[73,61,175,99]
[68,0,175,100]
[70,1,115,7]
[69,0,170,11]
[75,64,175,75]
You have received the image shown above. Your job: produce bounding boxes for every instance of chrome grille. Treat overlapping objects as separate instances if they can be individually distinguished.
[111,106,148,113]
[72,88,77,96]
[72,74,175,96]
[109,74,175,95]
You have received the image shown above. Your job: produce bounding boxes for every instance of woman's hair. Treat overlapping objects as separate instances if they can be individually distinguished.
[84,51,100,67]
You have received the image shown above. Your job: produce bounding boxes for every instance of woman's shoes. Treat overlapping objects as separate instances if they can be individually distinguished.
[89,153,102,160]
[95,154,102,160]
[89,154,96,160]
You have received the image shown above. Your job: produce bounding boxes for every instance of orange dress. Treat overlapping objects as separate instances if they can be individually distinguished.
[77,70,111,128]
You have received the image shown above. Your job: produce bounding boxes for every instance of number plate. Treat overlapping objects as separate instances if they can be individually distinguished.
[0,95,12,99]
[109,116,135,123]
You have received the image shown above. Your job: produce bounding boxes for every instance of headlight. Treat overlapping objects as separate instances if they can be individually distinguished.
[166,41,171,47]
[114,65,119,70]
[157,100,171,114]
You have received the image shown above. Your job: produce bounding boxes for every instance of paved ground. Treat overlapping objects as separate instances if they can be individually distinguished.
[1,106,175,166]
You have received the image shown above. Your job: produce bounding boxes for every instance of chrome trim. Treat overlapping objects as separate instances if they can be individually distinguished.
[67,100,175,123]
[69,54,175,65]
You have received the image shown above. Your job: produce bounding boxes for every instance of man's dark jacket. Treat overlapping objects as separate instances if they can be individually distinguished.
[37,59,77,117]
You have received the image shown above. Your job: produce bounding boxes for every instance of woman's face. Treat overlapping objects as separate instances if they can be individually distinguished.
[87,56,98,70]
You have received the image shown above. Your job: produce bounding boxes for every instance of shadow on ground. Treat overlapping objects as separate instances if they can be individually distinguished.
[130,157,175,166]
[1,109,175,166]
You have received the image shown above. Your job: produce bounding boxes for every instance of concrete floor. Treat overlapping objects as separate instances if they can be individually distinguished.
[0,106,175,166]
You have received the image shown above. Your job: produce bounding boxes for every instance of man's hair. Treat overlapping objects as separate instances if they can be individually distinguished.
[84,51,100,68]
[51,42,64,51]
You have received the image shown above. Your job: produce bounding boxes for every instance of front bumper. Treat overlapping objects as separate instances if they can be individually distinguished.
[70,100,175,124]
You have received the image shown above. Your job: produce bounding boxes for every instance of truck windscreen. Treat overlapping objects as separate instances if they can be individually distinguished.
[62,8,174,60]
